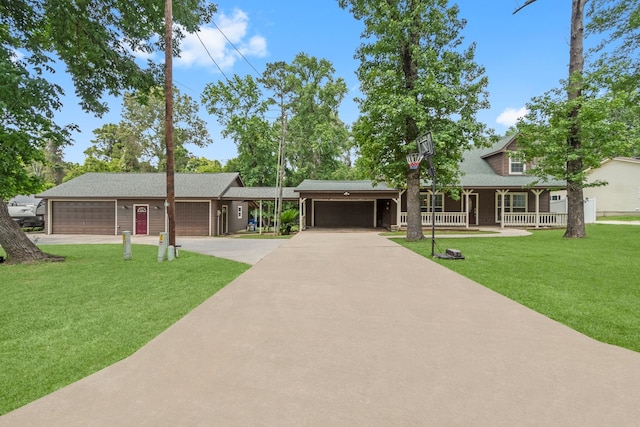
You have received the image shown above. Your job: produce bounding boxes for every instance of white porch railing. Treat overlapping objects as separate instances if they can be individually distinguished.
[501,212,568,228]
[399,212,468,227]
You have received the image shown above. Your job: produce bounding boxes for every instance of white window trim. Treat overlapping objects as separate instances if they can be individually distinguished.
[496,192,528,222]
[237,205,243,219]
[509,156,525,175]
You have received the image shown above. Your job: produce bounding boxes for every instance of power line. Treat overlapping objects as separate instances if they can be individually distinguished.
[212,21,262,78]
[194,31,231,82]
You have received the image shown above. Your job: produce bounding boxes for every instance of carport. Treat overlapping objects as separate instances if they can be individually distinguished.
[295,180,401,229]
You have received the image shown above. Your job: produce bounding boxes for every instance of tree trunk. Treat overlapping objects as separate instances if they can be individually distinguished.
[406,167,424,241]
[565,0,587,238]
[0,200,64,264]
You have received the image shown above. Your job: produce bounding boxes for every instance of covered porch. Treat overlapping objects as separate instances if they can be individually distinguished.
[398,188,567,229]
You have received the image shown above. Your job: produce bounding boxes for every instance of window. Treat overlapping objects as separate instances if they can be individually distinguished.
[509,156,525,175]
[496,192,527,222]
[421,192,444,212]
[237,205,243,219]
[551,194,562,201]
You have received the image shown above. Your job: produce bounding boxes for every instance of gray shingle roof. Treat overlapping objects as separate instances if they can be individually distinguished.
[38,173,241,198]
[223,187,298,200]
[457,137,565,188]
[295,180,396,192]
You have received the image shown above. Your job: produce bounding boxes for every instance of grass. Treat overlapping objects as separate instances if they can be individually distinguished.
[597,215,640,221]
[0,244,249,416]
[394,224,640,353]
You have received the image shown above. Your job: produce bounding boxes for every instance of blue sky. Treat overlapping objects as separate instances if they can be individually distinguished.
[57,0,575,165]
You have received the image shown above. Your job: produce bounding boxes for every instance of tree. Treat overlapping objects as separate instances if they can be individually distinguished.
[514,0,639,238]
[285,53,352,184]
[202,74,278,186]
[113,88,212,171]
[339,0,490,241]
[0,0,215,264]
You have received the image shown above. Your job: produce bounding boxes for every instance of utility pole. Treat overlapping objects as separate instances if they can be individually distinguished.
[164,0,176,247]
[274,108,286,234]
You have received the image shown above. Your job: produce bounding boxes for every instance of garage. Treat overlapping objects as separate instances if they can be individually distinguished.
[313,201,374,227]
[176,202,210,236]
[51,201,116,234]
[295,180,401,230]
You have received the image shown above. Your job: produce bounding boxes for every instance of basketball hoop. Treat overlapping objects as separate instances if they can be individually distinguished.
[406,152,423,170]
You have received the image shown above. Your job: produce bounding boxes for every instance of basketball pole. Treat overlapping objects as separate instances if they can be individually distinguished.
[428,155,435,258]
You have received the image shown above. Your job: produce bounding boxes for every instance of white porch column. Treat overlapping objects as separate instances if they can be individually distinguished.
[396,190,405,229]
[299,197,307,231]
[462,189,474,228]
[311,199,315,227]
[496,190,509,228]
[532,189,544,228]
[259,200,263,235]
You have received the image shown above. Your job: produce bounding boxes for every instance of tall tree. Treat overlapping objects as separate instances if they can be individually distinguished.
[339,0,490,241]
[285,53,351,184]
[0,0,215,264]
[514,0,639,238]
[119,87,212,171]
[202,75,278,186]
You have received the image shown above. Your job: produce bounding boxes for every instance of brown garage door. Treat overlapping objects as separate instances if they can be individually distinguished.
[314,201,374,227]
[51,201,116,234]
[176,202,209,236]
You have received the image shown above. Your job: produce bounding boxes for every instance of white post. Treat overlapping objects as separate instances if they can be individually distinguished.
[259,200,263,235]
[396,190,405,230]
[496,190,509,228]
[532,189,544,228]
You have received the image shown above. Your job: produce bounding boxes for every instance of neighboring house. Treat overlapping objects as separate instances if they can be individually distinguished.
[552,157,640,217]
[399,134,567,228]
[38,173,249,236]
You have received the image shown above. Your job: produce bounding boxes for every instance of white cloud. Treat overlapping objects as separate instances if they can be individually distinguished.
[176,9,268,71]
[496,107,528,127]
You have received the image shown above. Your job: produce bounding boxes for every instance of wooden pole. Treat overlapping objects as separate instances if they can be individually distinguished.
[164,0,176,247]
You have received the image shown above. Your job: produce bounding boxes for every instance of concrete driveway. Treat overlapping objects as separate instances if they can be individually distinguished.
[3,231,640,426]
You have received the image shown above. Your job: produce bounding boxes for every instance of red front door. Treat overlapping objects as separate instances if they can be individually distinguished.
[135,206,148,235]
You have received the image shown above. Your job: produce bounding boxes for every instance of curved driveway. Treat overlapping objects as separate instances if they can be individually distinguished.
[3,230,640,426]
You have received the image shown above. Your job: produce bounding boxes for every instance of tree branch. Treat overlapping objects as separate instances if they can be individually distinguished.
[513,0,539,15]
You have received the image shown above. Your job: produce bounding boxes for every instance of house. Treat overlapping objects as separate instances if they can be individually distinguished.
[38,173,250,236]
[37,134,567,236]
[399,134,567,228]
[552,157,640,217]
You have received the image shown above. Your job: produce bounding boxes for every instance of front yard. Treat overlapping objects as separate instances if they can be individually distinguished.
[396,224,640,353]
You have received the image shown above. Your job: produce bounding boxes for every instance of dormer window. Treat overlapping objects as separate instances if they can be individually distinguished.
[509,156,525,175]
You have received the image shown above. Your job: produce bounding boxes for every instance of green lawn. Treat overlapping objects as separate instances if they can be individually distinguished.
[395,224,640,353]
[0,244,249,416]
[597,215,640,221]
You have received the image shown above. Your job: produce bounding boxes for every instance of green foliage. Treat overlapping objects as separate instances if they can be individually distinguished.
[395,224,640,352]
[280,208,299,234]
[282,53,352,185]
[81,87,212,173]
[202,75,278,186]
[202,54,354,187]
[1,0,215,199]
[516,73,640,187]
[0,244,248,415]
[339,0,491,189]
[587,0,640,82]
